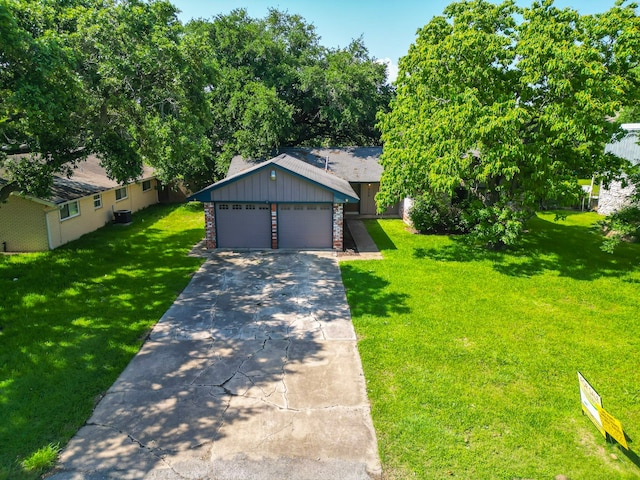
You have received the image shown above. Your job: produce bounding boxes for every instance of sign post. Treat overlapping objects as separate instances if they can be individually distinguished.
[578,371,629,450]
[578,372,605,437]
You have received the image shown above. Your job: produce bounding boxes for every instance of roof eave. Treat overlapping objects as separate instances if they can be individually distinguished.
[189,160,359,203]
[17,193,57,207]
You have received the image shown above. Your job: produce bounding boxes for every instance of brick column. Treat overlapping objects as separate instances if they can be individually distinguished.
[332,203,344,251]
[271,203,278,249]
[204,203,216,249]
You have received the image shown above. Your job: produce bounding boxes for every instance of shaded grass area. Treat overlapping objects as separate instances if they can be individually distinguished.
[341,212,640,479]
[0,203,205,479]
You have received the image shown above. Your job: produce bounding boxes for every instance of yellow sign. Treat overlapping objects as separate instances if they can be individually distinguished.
[578,372,605,437]
[597,406,629,450]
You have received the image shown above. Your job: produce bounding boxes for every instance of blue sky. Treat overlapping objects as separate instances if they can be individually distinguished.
[170,0,618,81]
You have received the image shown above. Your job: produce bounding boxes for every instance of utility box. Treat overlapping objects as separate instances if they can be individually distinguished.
[113,209,132,224]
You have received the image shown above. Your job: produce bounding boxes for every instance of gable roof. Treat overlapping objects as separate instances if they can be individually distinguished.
[228,147,383,183]
[606,124,640,166]
[2,155,155,205]
[190,153,359,203]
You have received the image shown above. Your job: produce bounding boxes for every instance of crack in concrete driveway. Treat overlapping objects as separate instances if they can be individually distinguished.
[49,251,381,480]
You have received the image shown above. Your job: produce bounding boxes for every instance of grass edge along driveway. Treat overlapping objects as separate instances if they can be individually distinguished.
[0,203,206,480]
[341,212,640,480]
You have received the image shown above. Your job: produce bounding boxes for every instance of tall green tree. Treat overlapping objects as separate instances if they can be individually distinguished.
[1,2,391,197]
[377,0,640,247]
[0,0,91,200]
[191,8,392,180]
[74,0,213,187]
[0,0,213,199]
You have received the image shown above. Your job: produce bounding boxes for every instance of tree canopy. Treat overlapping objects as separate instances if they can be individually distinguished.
[377,0,640,247]
[0,0,392,199]
[188,9,391,180]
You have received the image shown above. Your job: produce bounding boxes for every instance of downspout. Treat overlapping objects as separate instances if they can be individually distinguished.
[44,209,54,250]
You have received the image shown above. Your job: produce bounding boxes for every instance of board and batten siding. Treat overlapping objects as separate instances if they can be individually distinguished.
[208,168,334,203]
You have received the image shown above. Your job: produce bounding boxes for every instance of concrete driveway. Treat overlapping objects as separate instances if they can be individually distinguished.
[49,251,381,480]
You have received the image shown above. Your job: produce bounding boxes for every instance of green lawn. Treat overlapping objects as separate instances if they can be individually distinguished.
[579,178,601,197]
[341,212,640,479]
[0,203,205,479]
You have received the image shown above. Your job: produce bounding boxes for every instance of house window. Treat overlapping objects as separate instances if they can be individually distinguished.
[232,204,242,210]
[93,194,102,209]
[219,204,229,210]
[245,205,255,210]
[142,180,152,192]
[115,187,128,201]
[60,201,80,220]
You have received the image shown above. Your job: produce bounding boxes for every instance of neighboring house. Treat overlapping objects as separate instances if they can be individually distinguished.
[0,155,158,252]
[190,153,359,250]
[598,124,640,216]
[228,147,400,217]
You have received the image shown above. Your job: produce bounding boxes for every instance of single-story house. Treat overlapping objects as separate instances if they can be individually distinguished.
[598,123,640,216]
[190,153,360,250]
[228,147,400,217]
[0,155,158,252]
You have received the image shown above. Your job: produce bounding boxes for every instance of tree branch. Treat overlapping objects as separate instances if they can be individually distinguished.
[0,182,20,203]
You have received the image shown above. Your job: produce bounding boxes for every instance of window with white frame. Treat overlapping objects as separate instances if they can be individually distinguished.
[142,180,152,192]
[60,201,80,220]
[93,194,102,209]
[115,186,128,201]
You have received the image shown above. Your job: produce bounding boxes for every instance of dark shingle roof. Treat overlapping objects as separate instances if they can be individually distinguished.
[272,154,358,199]
[2,155,155,204]
[228,147,383,183]
[191,154,359,202]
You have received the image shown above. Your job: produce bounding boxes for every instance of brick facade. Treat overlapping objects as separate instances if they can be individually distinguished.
[204,203,216,249]
[271,203,278,249]
[332,203,344,251]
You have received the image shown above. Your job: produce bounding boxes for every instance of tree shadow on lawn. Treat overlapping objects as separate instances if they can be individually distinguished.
[1,221,369,478]
[340,264,411,317]
[0,205,207,477]
[46,251,365,478]
[412,214,640,280]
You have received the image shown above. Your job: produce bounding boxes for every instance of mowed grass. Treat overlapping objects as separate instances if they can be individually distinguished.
[0,203,205,479]
[341,212,640,479]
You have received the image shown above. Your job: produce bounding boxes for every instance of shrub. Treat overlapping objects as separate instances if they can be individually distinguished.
[409,195,472,234]
[597,205,640,253]
[20,443,60,474]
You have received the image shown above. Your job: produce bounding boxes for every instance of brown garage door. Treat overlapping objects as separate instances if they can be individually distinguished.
[216,203,271,248]
[278,204,332,249]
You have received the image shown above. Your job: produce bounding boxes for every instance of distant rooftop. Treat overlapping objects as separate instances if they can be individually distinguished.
[606,129,640,166]
[228,147,383,183]
[2,155,155,205]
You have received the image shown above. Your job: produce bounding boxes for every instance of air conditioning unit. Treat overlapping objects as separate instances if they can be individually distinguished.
[113,209,132,224]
